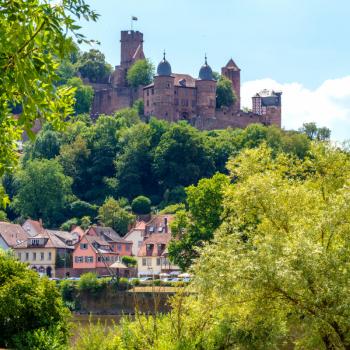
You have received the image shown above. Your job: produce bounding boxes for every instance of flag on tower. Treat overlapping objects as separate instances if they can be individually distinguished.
[132,16,138,21]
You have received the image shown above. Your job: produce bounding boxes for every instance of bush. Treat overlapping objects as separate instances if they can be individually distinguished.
[0,251,69,348]
[77,272,103,294]
[131,278,140,286]
[59,279,76,302]
[131,195,151,215]
[117,277,129,291]
[60,217,79,231]
[69,199,98,219]
[12,324,68,350]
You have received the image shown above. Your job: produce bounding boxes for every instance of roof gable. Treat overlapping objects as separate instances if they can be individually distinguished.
[0,222,29,247]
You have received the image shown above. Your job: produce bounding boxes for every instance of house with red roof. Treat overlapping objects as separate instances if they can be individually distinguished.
[136,215,180,276]
[13,229,73,277]
[72,226,133,273]
[0,222,29,251]
[124,220,147,256]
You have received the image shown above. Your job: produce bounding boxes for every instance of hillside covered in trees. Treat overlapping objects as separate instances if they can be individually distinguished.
[1,100,329,233]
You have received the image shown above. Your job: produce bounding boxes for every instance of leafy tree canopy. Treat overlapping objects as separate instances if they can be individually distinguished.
[98,197,135,235]
[300,122,331,141]
[216,75,237,108]
[131,196,152,215]
[67,77,94,115]
[127,59,154,87]
[0,0,97,178]
[153,122,215,190]
[168,173,230,270]
[94,142,350,350]
[11,159,72,227]
[77,49,112,83]
[0,251,69,349]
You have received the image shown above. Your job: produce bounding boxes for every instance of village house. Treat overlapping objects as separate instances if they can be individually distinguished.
[123,220,147,256]
[136,214,180,276]
[13,229,73,277]
[0,221,29,251]
[22,218,45,236]
[72,226,133,275]
[87,226,132,255]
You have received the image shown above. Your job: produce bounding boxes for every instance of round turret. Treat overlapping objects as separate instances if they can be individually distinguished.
[157,51,172,76]
[198,55,213,80]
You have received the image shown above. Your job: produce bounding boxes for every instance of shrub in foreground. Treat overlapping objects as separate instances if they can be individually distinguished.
[0,250,69,348]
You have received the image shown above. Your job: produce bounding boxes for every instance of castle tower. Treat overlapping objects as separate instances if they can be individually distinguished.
[195,56,217,119]
[221,58,241,110]
[252,89,282,127]
[153,52,175,122]
[120,30,144,69]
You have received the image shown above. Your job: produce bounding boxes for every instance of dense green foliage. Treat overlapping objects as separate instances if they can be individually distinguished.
[300,122,331,141]
[131,195,151,215]
[98,197,135,235]
[0,0,97,181]
[75,142,350,350]
[77,49,112,83]
[67,77,94,115]
[127,59,154,87]
[11,159,73,227]
[168,173,230,270]
[216,75,237,108]
[2,111,323,228]
[0,251,69,349]
[122,256,137,267]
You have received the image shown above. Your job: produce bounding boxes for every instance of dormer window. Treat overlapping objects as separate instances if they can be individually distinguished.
[146,244,153,250]
[31,239,40,246]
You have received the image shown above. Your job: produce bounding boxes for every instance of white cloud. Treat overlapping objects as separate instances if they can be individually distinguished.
[241,77,350,141]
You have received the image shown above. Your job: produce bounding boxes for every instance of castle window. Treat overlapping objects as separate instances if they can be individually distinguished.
[151,89,154,95]
[147,90,149,96]
[174,90,177,95]
[167,83,170,88]
[165,112,168,116]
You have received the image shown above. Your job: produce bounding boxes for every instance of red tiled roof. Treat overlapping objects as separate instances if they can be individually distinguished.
[0,222,29,247]
[14,230,73,249]
[135,221,146,230]
[145,214,174,236]
[70,226,85,238]
[88,226,132,244]
[22,219,45,235]
[137,233,172,257]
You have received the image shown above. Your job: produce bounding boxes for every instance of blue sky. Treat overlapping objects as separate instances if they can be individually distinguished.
[79,0,350,141]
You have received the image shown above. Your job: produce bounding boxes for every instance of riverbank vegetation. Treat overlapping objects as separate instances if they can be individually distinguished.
[73,141,350,350]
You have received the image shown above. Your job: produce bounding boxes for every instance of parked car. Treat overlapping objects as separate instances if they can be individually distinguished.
[140,277,152,282]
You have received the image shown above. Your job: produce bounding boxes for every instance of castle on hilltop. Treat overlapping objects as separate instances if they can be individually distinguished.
[89,30,282,130]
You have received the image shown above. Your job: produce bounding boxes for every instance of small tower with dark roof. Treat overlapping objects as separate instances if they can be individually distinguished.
[195,55,217,119]
[221,58,241,111]
[153,51,175,122]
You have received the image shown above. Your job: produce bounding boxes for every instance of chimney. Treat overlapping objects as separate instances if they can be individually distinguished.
[164,217,168,233]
